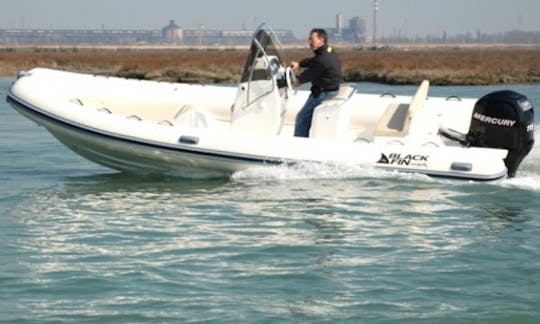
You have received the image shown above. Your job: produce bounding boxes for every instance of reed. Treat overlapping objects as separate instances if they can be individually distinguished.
[1,46,539,85]
[339,47,540,85]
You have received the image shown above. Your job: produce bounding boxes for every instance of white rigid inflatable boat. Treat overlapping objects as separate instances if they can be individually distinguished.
[6,26,535,181]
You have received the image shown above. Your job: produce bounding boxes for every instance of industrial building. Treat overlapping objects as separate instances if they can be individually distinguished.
[326,14,367,43]
[160,20,295,45]
[0,28,162,45]
[0,20,296,46]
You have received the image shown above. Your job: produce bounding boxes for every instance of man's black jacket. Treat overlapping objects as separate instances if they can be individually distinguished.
[298,44,342,94]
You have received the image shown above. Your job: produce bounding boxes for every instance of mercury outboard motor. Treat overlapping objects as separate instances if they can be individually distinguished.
[467,90,534,177]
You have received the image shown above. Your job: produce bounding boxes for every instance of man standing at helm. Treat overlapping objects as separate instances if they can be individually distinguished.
[290,28,342,137]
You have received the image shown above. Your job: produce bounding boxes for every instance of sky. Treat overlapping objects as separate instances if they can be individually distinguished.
[1,0,539,38]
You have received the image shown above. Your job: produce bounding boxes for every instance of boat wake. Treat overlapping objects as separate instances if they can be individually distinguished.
[232,129,540,191]
[231,161,432,182]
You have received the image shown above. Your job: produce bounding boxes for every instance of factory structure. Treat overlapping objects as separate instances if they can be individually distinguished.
[0,28,162,45]
[161,15,368,45]
[0,15,367,46]
[160,20,295,45]
[327,14,367,43]
[2,7,536,47]
[161,15,367,45]
[0,20,296,46]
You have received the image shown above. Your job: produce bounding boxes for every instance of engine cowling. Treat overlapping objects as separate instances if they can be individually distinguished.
[467,90,534,177]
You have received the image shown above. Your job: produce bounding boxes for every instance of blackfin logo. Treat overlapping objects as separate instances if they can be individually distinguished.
[378,153,390,164]
[377,153,429,167]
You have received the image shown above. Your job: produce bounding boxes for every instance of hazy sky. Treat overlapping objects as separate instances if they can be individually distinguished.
[1,0,539,38]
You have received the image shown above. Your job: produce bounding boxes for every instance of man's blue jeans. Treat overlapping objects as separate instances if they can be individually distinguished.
[294,90,339,137]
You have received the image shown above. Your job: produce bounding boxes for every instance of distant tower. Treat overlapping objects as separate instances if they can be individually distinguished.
[403,17,409,40]
[348,16,367,43]
[162,20,183,44]
[373,0,379,43]
[197,21,205,46]
[336,14,344,36]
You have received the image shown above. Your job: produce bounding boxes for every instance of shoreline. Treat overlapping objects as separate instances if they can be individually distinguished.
[1,45,540,85]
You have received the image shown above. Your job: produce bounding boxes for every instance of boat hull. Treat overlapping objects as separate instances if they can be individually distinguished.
[7,87,508,181]
[7,95,265,177]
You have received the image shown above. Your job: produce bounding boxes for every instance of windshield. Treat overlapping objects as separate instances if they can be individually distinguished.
[240,24,286,83]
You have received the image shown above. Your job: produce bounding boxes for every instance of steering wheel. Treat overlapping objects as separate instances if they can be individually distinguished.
[285,66,298,94]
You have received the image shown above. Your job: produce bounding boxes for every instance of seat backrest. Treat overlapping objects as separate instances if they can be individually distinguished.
[408,80,429,121]
[331,84,357,101]
[374,80,429,137]
[407,80,430,136]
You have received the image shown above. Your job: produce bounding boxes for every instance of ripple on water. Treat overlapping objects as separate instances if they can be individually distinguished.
[2,80,540,322]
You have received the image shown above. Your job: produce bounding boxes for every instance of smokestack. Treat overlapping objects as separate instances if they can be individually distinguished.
[336,14,344,35]
[373,0,379,43]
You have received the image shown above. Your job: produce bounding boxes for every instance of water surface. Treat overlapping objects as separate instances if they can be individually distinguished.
[1,77,540,322]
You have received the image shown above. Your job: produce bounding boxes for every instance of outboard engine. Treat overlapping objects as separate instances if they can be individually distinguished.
[467,90,534,177]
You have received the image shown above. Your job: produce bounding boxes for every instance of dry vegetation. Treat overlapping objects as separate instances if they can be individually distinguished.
[339,47,540,85]
[1,46,540,85]
[0,48,246,83]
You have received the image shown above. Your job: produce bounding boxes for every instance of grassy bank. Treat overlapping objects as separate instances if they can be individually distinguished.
[1,46,540,85]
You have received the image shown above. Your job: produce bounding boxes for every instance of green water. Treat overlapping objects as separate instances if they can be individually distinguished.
[1,78,540,323]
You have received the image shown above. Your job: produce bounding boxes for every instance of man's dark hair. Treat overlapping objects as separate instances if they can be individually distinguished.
[310,28,328,44]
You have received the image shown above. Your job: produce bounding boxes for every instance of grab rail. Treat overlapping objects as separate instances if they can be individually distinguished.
[97,107,112,114]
